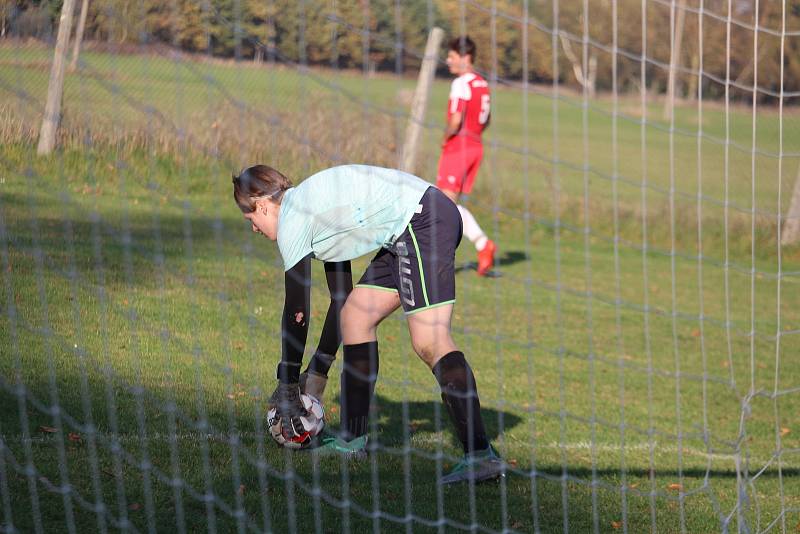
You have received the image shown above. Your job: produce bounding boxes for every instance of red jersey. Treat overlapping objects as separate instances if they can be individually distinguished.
[444,71,490,148]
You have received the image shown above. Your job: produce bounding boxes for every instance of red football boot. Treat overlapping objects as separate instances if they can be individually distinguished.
[476,239,496,276]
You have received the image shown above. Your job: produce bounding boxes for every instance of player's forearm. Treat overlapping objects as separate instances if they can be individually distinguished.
[315,261,353,357]
[278,255,312,384]
[443,112,463,145]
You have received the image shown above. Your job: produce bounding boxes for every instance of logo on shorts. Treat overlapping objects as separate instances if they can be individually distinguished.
[396,241,415,307]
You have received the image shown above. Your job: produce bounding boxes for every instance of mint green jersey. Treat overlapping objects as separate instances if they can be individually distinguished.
[276,165,431,270]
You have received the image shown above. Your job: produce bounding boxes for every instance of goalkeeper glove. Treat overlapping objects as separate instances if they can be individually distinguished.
[271,382,310,442]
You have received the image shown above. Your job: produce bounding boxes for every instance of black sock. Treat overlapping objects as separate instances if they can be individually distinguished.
[432,351,489,454]
[305,350,335,376]
[276,361,302,384]
[340,341,379,440]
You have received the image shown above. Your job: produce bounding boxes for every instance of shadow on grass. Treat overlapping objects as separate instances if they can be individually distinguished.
[1,372,796,534]
[456,250,528,277]
[334,393,524,451]
[0,374,529,532]
[2,189,278,291]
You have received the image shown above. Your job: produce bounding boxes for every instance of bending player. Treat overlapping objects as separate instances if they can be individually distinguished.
[437,35,496,276]
[236,167,353,444]
[232,163,504,484]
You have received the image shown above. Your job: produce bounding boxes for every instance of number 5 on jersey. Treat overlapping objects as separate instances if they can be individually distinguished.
[479,94,490,125]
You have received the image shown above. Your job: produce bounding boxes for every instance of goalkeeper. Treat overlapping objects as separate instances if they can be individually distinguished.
[234,165,353,446]
[232,164,503,484]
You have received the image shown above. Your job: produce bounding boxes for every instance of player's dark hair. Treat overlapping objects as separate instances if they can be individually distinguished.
[449,35,476,62]
[232,165,293,213]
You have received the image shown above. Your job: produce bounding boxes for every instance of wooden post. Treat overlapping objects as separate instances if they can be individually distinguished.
[37,0,77,155]
[69,0,90,72]
[781,163,800,246]
[664,0,687,120]
[400,26,444,175]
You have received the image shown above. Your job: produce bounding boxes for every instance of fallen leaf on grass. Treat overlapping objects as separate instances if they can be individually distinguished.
[39,426,57,433]
[781,427,790,437]
[629,483,639,489]
[611,521,622,529]
[667,483,683,491]
[690,329,701,338]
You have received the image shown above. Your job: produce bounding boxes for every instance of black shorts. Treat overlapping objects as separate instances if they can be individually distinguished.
[356,187,462,314]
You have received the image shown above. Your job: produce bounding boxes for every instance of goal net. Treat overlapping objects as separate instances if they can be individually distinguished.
[0,0,798,532]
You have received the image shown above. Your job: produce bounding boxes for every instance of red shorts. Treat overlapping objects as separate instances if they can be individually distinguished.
[436,141,483,195]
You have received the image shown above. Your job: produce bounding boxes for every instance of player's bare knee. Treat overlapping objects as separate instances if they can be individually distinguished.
[412,341,437,366]
[414,337,458,367]
[411,336,444,362]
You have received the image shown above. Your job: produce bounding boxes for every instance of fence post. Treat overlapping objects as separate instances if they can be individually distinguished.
[37,0,76,155]
[781,163,800,246]
[69,0,90,72]
[400,26,444,175]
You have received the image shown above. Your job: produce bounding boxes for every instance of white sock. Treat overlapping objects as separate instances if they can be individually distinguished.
[457,204,487,251]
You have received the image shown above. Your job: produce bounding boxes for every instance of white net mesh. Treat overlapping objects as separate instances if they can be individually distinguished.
[1,0,799,532]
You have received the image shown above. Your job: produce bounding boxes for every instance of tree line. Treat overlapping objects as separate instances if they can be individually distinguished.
[4,0,800,102]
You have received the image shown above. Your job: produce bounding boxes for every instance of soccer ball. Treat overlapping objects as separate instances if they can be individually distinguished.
[267,393,325,449]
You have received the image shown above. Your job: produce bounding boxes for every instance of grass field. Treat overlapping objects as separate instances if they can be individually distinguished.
[1,41,799,533]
